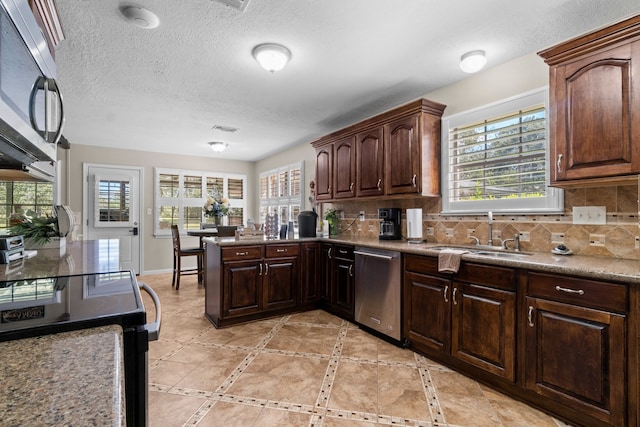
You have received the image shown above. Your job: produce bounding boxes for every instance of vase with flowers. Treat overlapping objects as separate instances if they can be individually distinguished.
[203,190,229,225]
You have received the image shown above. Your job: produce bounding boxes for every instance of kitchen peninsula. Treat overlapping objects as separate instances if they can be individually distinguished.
[203,235,639,427]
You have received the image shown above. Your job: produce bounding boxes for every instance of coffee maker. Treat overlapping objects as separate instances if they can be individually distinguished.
[378,208,402,240]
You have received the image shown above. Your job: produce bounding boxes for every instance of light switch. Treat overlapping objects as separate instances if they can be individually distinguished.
[573,206,606,225]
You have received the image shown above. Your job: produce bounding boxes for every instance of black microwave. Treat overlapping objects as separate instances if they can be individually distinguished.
[0,0,63,179]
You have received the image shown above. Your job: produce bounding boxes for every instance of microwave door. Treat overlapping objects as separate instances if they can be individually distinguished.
[29,77,64,145]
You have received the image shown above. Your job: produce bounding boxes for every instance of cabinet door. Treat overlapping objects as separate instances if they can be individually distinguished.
[318,243,332,304]
[551,42,640,181]
[315,146,333,200]
[222,260,262,317]
[334,136,356,199]
[263,257,298,311]
[356,127,385,197]
[333,258,354,319]
[384,114,421,195]
[525,297,626,426]
[404,271,451,354]
[451,282,516,381]
[299,243,319,306]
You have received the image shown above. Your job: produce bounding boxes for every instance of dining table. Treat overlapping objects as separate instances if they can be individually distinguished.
[186,228,218,248]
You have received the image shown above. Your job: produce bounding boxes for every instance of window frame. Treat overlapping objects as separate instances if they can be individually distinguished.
[154,167,247,236]
[259,161,304,227]
[441,87,563,215]
[0,180,54,229]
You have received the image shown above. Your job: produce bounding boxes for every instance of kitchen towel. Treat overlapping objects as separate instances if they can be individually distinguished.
[438,249,468,273]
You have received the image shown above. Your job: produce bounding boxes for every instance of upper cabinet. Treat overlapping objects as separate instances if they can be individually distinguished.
[28,0,64,58]
[312,98,446,201]
[539,14,640,186]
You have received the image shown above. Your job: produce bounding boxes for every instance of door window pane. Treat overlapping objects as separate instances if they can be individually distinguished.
[98,179,130,223]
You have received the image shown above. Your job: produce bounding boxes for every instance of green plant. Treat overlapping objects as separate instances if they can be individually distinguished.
[9,213,60,245]
[323,208,339,235]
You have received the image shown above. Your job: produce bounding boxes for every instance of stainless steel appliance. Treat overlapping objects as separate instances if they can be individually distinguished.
[378,208,401,240]
[354,247,402,343]
[0,271,161,426]
[0,0,64,181]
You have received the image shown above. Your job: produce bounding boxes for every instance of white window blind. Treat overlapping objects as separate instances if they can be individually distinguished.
[442,88,563,214]
[259,161,304,226]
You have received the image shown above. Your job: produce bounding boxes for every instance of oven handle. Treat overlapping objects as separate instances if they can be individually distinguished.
[138,281,162,341]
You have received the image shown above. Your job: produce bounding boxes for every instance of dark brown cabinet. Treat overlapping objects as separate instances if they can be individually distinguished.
[334,136,357,199]
[317,243,355,320]
[205,243,299,327]
[524,272,627,426]
[355,127,385,197]
[403,255,516,382]
[314,145,333,200]
[311,98,445,201]
[299,242,319,308]
[539,14,640,186]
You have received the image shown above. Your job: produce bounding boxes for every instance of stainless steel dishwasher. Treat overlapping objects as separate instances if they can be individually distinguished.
[354,247,402,342]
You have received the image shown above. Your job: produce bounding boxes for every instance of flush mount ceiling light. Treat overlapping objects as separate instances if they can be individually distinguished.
[119,6,160,29]
[252,43,291,72]
[209,141,228,152]
[459,50,487,73]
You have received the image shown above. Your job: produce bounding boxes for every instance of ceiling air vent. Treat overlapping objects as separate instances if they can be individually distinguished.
[212,0,250,12]
[212,124,239,133]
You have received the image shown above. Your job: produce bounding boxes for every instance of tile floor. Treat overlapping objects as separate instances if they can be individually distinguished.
[140,273,572,427]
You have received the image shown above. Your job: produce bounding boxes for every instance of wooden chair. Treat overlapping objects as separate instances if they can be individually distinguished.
[170,225,204,290]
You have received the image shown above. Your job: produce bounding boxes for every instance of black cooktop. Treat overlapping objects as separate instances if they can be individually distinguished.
[0,271,146,341]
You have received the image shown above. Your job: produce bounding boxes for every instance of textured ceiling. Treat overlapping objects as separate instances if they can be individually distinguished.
[53,0,640,161]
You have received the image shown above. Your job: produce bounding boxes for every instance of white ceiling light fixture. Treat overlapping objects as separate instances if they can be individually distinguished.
[459,50,487,73]
[252,43,291,73]
[209,141,228,152]
[119,6,160,29]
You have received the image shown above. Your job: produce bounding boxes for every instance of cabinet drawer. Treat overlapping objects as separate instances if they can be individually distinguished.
[456,262,516,291]
[221,246,263,261]
[404,254,442,276]
[527,272,627,313]
[333,244,354,260]
[265,244,299,258]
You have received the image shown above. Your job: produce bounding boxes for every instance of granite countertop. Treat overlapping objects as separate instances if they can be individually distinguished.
[0,239,124,282]
[0,324,125,426]
[204,235,640,285]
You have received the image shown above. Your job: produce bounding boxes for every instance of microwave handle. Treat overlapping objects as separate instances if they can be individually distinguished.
[29,77,64,145]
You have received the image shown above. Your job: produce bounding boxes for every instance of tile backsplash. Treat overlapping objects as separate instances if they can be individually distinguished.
[323,181,640,260]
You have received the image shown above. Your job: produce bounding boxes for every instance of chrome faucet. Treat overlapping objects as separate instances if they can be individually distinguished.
[468,235,480,246]
[502,233,521,251]
[487,211,493,246]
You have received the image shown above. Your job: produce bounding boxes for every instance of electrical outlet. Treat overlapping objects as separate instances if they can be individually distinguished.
[551,233,565,243]
[589,234,606,246]
[573,206,606,225]
[518,231,530,242]
[426,227,434,236]
[359,211,365,221]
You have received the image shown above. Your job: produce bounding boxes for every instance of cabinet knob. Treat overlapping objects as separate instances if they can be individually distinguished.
[377,178,382,191]
[443,285,449,303]
[276,249,287,253]
[411,174,417,187]
[236,251,248,256]
[349,182,354,192]
[258,263,263,275]
[452,287,458,305]
[349,264,353,277]
[527,305,534,327]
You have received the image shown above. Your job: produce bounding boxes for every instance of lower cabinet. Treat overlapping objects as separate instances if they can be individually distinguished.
[524,272,627,426]
[205,243,299,327]
[404,255,516,381]
[317,243,355,320]
[299,242,320,308]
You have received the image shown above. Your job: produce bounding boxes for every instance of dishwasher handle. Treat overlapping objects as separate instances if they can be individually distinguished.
[354,250,396,260]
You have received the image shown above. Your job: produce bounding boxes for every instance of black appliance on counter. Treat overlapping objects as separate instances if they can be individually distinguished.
[0,271,161,426]
[298,210,318,237]
[378,208,402,240]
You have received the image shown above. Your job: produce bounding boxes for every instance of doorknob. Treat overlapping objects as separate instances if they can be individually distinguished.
[130,227,138,235]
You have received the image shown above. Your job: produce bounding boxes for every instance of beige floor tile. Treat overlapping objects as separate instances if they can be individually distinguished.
[149,359,198,387]
[174,349,250,392]
[148,391,206,427]
[148,340,183,360]
[328,360,378,413]
[321,417,380,426]
[197,401,263,426]
[378,364,430,421]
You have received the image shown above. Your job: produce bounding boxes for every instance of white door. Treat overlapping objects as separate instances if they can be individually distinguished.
[83,164,142,274]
